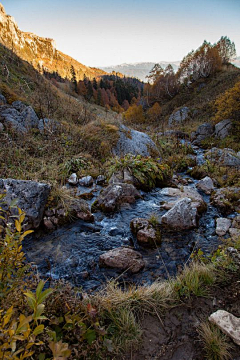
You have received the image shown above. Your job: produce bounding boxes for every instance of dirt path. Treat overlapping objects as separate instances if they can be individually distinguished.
[129,273,240,360]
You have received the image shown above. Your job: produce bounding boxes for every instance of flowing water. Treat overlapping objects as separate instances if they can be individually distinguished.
[24,147,226,291]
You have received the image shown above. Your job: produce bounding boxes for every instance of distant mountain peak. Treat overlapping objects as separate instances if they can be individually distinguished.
[100,61,181,82]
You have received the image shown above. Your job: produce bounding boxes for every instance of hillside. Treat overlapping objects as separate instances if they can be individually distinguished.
[0,3,107,80]
[100,61,180,81]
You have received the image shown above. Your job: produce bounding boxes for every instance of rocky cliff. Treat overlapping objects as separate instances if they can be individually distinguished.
[0,3,106,80]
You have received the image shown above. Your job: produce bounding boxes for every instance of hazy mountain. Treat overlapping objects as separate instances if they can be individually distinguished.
[232,56,240,68]
[0,3,107,81]
[100,61,181,82]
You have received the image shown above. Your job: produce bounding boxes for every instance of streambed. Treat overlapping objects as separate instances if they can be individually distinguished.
[24,147,226,291]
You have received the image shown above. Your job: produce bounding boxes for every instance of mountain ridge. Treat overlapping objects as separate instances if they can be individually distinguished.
[100,61,181,81]
[0,3,107,81]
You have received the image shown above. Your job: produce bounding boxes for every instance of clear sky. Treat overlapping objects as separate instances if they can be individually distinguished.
[2,0,240,67]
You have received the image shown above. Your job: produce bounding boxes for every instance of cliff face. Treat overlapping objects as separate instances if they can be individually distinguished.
[0,3,106,80]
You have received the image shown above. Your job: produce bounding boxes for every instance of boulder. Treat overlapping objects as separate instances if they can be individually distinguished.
[209,310,240,346]
[215,119,232,139]
[0,94,6,105]
[192,123,214,146]
[0,107,27,133]
[161,197,198,230]
[0,122,4,132]
[92,183,141,213]
[130,218,161,247]
[21,106,39,129]
[232,215,240,229]
[160,186,206,213]
[96,175,106,185]
[196,176,215,195]
[168,107,190,127]
[211,187,240,214]
[68,173,78,186]
[0,178,51,229]
[79,176,94,187]
[12,100,27,113]
[205,148,240,168]
[99,247,145,273]
[229,228,240,240]
[113,124,160,157]
[216,218,232,236]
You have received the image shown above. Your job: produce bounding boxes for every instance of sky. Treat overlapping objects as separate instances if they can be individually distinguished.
[2,0,240,67]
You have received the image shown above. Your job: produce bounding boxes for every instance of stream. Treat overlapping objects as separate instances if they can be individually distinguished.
[24,146,226,291]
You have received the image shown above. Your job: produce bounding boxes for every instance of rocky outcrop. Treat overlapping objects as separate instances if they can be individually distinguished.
[205,148,240,168]
[211,187,240,214]
[99,247,145,273]
[216,218,232,236]
[215,119,232,139]
[191,123,214,146]
[209,310,240,346]
[0,178,50,229]
[44,197,94,230]
[196,176,215,195]
[160,186,207,213]
[113,124,160,157]
[130,218,161,247]
[168,107,190,127]
[0,100,60,135]
[0,3,106,81]
[161,197,198,230]
[92,183,141,213]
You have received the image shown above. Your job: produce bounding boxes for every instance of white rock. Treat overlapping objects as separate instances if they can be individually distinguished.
[216,218,232,236]
[68,173,78,185]
[209,310,240,346]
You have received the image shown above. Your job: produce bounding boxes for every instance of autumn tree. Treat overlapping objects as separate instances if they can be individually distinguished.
[147,102,161,122]
[124,104,145,124]
[216,36,236,64]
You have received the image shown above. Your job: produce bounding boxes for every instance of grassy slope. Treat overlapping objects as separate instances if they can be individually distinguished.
[0,44,121,183]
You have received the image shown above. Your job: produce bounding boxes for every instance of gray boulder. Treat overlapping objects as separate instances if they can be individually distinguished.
[160,186,206,213]
[0,178,51,229]
[196,176,215,195]
[68,173,78,186]
[168,107,190,127]
[113,124,160,157]
[192,123,214,146]
[216,218,232,236]
[99,247,145,273]
[0,94,6,105]
[215,119,232,139]
[0,107,27,133]
[92,183,141,213]
[79,175,94,187]
[161,197,198,230]
[205,148,240,168]
[21,106,39,129]
[209,310,240,346]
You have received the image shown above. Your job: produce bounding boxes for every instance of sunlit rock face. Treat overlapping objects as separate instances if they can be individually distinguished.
[0,3,105,80]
